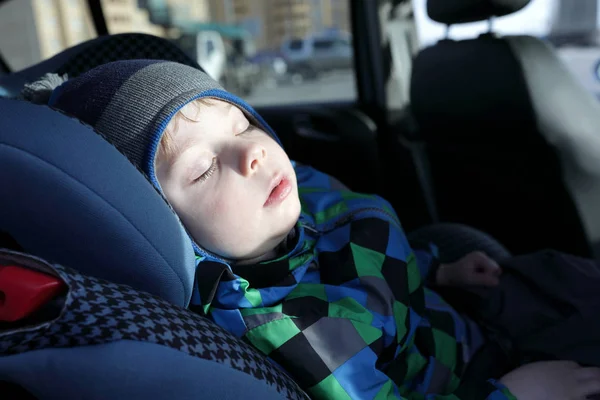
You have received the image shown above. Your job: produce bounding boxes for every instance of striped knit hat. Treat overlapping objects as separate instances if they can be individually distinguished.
[26,59,276,190]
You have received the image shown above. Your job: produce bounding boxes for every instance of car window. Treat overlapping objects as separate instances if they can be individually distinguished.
[413,0,553,48]
[144,0,356,106]
[0,0,355,106]
[0,0,96,71]
[413,0,600,99]
[162,0,356,107]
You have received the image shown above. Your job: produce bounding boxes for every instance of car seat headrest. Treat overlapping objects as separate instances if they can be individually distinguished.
[0,98,196,308]
[427,0,531,25]
[0,33,202,99]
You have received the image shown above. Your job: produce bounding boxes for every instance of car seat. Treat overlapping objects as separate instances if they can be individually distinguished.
[410,0,600,257]
[0,31,310,398]
[0,31,203,265]
[0,31,208,266]
[0,97,308,399]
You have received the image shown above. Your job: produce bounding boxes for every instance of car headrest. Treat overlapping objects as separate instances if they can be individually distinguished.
[427,0,531,24]
[0,33,201,98]
[0,98,196,307]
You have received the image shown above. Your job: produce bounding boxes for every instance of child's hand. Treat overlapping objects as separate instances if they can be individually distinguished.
[435,251,501,287]
[499,360,600,400]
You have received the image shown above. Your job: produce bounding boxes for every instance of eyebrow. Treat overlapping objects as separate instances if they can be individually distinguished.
[165,128,197,168]
[170,136,194,165]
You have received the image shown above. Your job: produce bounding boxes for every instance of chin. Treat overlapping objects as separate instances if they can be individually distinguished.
[283,195,301,228]
[270,201,300,243]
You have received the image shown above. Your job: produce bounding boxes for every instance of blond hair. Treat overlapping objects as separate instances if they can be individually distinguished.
[158,98,214,159]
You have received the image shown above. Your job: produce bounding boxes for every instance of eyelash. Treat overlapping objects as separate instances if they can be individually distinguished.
[240,124,255,135]
[194,157,217,183]
[193,124,254,184]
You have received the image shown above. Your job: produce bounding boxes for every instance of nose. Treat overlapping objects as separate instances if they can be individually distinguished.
[240,142,267,176]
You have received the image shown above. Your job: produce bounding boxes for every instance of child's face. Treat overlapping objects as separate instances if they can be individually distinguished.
[155,99,301,263]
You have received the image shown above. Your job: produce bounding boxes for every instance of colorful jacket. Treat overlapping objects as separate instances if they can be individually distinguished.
[190,162,515,400]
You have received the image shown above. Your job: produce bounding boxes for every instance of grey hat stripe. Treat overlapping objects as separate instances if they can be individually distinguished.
[95,61,222,170]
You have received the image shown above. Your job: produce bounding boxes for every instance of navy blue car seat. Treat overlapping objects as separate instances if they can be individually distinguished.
[0,98,308,400]
[0,32,203,254]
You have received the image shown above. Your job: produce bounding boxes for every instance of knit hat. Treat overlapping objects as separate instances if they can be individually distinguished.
[22,59,276,190]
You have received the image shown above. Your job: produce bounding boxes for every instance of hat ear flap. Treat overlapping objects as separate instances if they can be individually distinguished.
[21,73,69,105]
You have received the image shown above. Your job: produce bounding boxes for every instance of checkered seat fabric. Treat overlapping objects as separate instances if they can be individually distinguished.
[0,249,308,400]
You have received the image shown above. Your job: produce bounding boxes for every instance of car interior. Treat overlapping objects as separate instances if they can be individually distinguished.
[410,0,600,258]
[1,0,600,398]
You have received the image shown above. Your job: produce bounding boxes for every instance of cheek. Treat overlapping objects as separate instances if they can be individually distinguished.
[194,189,255,241]
[209,188,250,218]
[266,141,292,167]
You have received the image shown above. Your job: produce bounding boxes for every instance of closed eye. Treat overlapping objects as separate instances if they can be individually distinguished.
[238,124,256,135]
[193,157,217,184]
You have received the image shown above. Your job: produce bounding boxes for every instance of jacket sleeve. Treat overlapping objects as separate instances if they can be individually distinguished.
[395,379,516,400]
[448,379,518,400]
[421,381,517,400]
[411,240,443,285]
[305,365,517,400]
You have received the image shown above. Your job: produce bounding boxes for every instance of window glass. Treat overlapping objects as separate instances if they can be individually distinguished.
[0,0,356,106]
[0,0,96,71]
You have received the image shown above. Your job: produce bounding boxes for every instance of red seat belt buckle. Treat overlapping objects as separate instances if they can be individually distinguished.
[0,265,66,322]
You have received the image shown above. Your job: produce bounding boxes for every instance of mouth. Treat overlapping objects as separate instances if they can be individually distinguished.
[264,175,292,207]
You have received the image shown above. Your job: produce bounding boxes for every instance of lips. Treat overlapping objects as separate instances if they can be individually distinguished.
[264,176,292,207]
